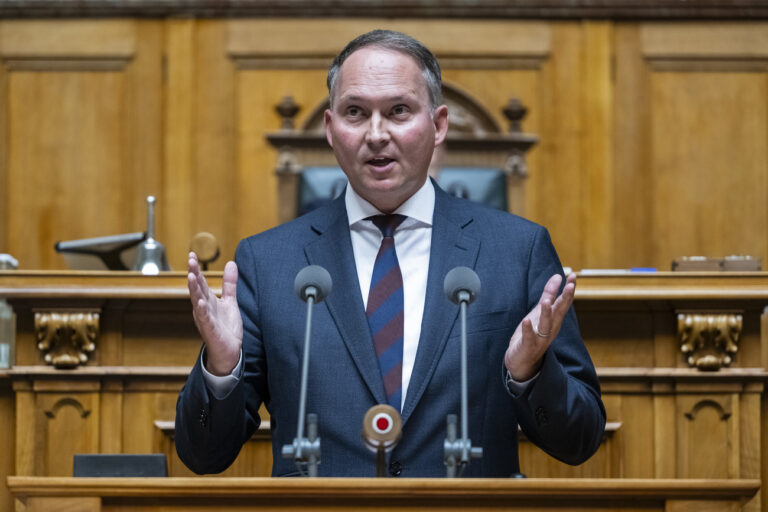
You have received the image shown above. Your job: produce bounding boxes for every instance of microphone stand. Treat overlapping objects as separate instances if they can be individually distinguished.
[281,283,322,477]
[444,276,483,477]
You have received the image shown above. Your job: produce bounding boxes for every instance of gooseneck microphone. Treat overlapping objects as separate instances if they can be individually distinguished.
[443,266,483,477]
[281,265,332,477]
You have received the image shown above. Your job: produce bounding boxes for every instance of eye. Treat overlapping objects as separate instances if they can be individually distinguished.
[391,104,410,117]
[345,106,364,118]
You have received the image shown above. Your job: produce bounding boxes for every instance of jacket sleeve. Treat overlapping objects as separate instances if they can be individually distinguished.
[509,226,606,465]
[175,238,269,474]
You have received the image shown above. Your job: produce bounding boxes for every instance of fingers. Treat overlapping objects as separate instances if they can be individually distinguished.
[536,297,553,337]
[221,261,238,300]
[552,272,577,319]
[538,274,563,306]
[533,272,576,339]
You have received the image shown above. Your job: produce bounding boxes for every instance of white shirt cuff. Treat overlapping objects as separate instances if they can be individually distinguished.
[505,369,539,397]
[201,348,243,400]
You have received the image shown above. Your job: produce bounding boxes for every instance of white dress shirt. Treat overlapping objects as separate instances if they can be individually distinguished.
[346,179,433,410]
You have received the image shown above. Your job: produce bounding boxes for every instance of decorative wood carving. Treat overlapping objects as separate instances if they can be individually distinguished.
[275,95,300,131]
[677,311,742,371]
[683,399,731,421]
[34,309,100,369]
[44,398,91,419]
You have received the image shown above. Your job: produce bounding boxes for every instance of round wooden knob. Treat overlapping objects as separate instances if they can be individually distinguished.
[189,232,220,264]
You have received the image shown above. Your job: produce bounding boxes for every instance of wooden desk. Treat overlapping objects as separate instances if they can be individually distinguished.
[1,271,767,511]
[7,476,761,512]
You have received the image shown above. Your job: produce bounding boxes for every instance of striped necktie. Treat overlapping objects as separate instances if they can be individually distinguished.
[366,214,406,412]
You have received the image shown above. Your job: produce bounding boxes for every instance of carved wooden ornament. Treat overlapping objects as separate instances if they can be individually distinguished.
[34,309,99,368]
[677,312,742,371]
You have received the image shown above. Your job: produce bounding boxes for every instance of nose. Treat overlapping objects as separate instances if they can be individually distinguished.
[365,112,390,147]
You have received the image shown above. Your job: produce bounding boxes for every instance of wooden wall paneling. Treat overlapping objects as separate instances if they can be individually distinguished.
[676,391,736,479]
[191,21,237,270]
[36,386,100,476]
[121,301,201,367]
[612,24,652,269]
[126,380,183,456]
[0,375,15,512]
[763,382,768,512]
[127,20,164,264]
[0,20,163,270]
[163,18,195,272]
[580,21,614,269]
[740,384,762,512]
[649,70,767,268]
[576,304,656,367]
[532,23,585,271]
[97,301,128,367]
[235,67,328,236]
[14,379,35,476]
[0,23,9,256]
[652,308,680,368]
[611,388,655,478]
[613,23,768,272]
[653,383,677,478]
[100,380,123,454]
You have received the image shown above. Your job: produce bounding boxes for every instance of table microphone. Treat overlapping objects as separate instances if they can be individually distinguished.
[281,265,332,477]
[443,266,483,477]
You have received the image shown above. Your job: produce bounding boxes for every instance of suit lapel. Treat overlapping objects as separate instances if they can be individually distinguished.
[401,187,480,425]
[304,197,388,405]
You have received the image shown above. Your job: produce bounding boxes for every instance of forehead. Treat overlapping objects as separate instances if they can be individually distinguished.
[334,46,428,102]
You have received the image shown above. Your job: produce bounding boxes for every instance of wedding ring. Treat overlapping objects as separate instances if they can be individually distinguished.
[532,324,551,338]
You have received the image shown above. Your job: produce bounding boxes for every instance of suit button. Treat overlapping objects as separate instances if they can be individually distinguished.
[535,406,549,427]
[389,460,402,477]
[199,409,208,428]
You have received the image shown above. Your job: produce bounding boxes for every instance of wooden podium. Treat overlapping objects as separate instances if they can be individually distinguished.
[7,476,761,512]
[1,271,768,511]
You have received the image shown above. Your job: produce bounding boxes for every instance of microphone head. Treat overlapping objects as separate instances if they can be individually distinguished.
[443,266,481,305]
[362,404,402,452]
[294,265,332,303]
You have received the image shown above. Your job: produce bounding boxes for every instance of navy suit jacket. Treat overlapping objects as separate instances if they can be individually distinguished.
[175,182,605,477]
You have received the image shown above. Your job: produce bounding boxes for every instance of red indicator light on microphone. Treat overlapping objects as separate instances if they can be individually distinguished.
[376,416,390,431]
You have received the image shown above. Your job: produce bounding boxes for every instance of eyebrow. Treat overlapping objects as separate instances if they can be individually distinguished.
[338,94,414,104]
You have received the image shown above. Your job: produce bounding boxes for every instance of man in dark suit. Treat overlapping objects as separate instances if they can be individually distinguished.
[176,30,605,477]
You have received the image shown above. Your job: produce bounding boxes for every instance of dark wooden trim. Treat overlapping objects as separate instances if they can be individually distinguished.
[1,1,768,20]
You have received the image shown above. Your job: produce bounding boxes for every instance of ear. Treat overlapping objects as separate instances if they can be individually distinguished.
[324,109,334,148]
[432,104,449,146]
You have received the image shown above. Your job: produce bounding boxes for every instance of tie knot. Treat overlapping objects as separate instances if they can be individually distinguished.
[368,214,405,238]
[369,214,406,238]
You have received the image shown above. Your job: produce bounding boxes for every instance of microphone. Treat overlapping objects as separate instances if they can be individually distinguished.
[294,265,332,303]
[443,266,483,477]
[282,265,332,477]
[443,266,481,305]
[362,404,402,477]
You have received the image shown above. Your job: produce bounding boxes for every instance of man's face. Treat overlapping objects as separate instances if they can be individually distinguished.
[324,47,449,213]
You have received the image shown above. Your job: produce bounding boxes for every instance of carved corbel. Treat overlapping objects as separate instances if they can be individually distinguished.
[34,309,99,368]
[677,311,742,371]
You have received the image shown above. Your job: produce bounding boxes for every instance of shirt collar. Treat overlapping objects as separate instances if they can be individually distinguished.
[345,178,435,227]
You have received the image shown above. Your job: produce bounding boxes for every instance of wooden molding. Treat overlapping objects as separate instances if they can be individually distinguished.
[1,1,768,19]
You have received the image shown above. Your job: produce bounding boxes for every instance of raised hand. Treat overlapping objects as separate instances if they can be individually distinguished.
[504,272,577,381]
[187,252,243,376]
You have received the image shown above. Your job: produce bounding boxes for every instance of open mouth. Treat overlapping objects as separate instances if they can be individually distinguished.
[367,157,394,169]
